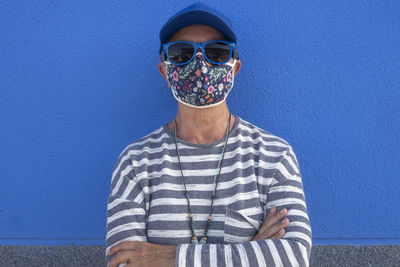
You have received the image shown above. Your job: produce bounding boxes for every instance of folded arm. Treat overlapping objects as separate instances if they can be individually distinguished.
[174,147,312,267]
[105,146,312,267]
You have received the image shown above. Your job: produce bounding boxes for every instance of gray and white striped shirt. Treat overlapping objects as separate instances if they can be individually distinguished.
[105,115,312,266]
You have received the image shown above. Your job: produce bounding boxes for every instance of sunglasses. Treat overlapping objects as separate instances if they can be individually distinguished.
[160,40,239,65]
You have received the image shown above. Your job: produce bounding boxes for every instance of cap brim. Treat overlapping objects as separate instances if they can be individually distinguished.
[159,10,236,53]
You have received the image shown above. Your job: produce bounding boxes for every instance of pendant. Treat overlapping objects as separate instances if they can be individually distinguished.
[191,238,199,244]
[199,238,207,244]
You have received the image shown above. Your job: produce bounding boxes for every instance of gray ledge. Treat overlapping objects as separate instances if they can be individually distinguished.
[0,245,399,266]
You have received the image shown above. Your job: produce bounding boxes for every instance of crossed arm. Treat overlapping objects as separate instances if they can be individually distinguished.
[105,147,312,267]
[107,204,292,267]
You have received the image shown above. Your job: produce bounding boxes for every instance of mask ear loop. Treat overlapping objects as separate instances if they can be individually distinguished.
[226,58,236,91]
[226,58,236,67]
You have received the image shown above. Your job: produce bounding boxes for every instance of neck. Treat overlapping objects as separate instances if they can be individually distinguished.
[168,101,235,144]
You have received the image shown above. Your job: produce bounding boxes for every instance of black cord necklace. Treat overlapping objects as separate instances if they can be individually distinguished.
[173,112,232,244]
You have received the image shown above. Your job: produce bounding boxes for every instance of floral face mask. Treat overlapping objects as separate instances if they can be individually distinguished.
[165,52,236,108]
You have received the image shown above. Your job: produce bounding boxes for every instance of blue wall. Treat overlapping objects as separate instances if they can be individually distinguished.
[1,1,399,246]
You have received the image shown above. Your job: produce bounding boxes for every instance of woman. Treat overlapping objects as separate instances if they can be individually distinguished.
[106,3,312,267]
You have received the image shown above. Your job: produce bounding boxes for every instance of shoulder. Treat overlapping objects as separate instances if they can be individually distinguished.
[236,116,293,151]
[236,116,300,171]
[122,126,165,154]
[112,125,167,171]
[236,117,302,185]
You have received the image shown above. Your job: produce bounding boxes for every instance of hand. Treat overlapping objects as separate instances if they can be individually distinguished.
[107,241,176,267]
[251,206,289,240]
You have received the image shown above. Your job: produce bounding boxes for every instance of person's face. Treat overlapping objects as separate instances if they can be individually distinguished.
[158,24,241,88]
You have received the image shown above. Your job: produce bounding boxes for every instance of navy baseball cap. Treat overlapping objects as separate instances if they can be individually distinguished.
[159,3,237,54]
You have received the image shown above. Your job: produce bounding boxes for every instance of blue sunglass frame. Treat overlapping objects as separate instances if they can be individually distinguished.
[161,40,238,65]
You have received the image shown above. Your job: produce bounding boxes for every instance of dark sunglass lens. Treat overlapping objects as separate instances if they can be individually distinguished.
[168,43,194,64]
[204,42,231,63]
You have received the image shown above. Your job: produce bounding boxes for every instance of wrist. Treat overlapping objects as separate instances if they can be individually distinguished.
[167,245,177,267]
[158,244,177,267]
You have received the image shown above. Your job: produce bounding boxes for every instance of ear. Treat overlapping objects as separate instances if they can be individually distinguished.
[233,59,241,76]
[158,62,171,88]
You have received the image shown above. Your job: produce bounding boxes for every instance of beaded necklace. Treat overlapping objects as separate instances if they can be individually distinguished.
[173,112,232,244]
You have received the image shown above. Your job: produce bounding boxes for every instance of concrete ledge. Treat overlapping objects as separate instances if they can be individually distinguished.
[0,245,105,266]
[310,245,400,266]
[0,245,399,266]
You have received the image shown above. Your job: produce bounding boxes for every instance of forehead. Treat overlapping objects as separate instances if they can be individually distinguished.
[167,24,227,43]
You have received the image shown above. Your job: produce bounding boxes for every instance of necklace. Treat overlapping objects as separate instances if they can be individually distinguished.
[173,112,232,244]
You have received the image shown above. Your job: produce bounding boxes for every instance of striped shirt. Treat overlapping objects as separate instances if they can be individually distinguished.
[105,115,312,267]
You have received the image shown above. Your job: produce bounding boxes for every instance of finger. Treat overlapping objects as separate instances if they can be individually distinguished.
[109,250,135,267]
[259,217,289,239]
[261,208,287,231]
[269,206,276,215]
[108,241,137,256]
[108,241,140,256]
[269,218,289,236]
[270,207,287,222]
[271,231,280,239]
[264,207,286,224]
[272,228,285,239]
[266,206,276,218]
[277,208,287,216]
[253,223,286,240]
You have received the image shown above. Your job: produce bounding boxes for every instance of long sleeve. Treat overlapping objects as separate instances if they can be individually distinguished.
[105,154,148,266]
[174,146,312,267]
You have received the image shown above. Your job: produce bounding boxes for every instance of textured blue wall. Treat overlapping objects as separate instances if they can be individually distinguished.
[0,1,399,246]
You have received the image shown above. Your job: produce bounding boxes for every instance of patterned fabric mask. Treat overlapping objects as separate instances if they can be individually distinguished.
[165,52,236,108]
